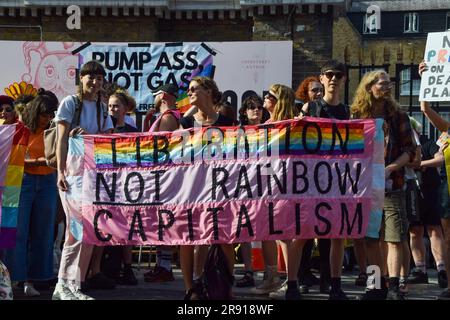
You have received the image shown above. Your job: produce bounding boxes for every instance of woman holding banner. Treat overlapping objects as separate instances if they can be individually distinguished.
[179,76,234,300]
[351,69,416,300]
[52,60,114,300]
[416,61,450,300]
[254,84,306,300]
[3,89,58,297]
[0,95,17,125]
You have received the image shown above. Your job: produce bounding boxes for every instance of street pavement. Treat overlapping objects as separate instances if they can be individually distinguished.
[12,264,446,300]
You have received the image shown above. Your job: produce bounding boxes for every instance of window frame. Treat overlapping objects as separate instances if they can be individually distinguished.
[404,12,419,33]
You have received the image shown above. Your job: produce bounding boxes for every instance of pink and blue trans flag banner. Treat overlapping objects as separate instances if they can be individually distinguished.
[0,123,29,249]
[61,117,385,246]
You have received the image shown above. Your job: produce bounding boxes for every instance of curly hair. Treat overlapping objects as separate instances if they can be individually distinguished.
[239,95,267,125]
[295,76,321,103]
[109,89,136,113]
[351,70,399,119]
[269,84,298,121]
[13,94,35,116]
[22,88,58,133]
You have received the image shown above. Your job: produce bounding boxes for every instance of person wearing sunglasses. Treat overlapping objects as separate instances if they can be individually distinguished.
[295,76,324,107]
[179,76,235,300]
[0,95,17,125]
[3,89,59,297]
[298,61,351,300]
[351,70,417,300]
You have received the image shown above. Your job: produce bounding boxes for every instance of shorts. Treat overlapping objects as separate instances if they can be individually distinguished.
[410,188,442,226]
[381,191,409,243]
[439,177,450,219]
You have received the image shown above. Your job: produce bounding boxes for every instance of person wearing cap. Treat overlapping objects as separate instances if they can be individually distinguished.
[143,84,180,283]
[143,84,180,132]
[0,95,17,125]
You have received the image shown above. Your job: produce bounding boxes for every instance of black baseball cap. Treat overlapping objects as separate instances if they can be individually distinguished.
[152,84,178,98]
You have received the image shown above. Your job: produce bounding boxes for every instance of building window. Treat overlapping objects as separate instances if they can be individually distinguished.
[363,13,378,34]
[447,12,450,30]
[404,13,419,33]
[400,68,420,96]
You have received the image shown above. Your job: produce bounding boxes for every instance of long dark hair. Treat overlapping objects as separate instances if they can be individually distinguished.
[239,95,268,125]
[22,88,58,133]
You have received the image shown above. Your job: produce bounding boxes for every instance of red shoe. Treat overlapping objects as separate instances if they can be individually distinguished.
[144,266,174,282]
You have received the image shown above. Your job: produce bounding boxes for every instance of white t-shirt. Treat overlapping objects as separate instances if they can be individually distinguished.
[55,95,113,134]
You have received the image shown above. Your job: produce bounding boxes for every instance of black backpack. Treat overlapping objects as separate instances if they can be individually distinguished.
[203,245,234,300]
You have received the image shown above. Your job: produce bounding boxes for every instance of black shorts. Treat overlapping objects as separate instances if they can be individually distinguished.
[412,188,443,226]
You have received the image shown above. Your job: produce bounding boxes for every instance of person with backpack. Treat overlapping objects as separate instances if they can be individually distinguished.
[143,84,180,283]
[351,69,417,300]
[52,61,113,300]
[3,89,59,297]
[179,76,235,300]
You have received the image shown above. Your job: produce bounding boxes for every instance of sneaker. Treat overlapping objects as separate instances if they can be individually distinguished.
[355,272,368,287]
[438,270,448,289]
[251,273,282,295]
[299,271,319,287]
[52,283,77,300]
[268,281,287,300]
[88,272,116,290]
[437,288,450,300]
[408,269,428,284]
[359,288,387,300]
[387,289,405,300]
[144,266,174,282]
[329,288,349,300]
[71,289,95,300]
[285,287,302,300]
[236,272,255,288]
[398,282,408,296]
[299,284,309,294]
[119,267,138,286]
[24,284,40,297]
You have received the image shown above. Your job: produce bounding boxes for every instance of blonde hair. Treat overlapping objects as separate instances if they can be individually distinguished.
[351,70,399,119]
[270,84,298,121]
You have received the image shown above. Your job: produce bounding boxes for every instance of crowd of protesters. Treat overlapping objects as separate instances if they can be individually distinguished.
[0,58,449,301]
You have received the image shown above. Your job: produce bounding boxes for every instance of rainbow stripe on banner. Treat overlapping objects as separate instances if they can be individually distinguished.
[93,118,365,169]
[0,123,29,249]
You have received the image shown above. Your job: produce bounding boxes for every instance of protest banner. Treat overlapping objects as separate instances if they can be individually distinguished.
[420,31,450,101]
[0,40,291,114]
[59,117,385,246]
[0,123,29,249]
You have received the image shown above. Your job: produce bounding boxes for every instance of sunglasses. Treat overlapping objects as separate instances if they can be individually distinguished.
[265,93,277,100]
[187,85,203,94]
[0,106,13,113]
[247,105,263,111]
[323,71,344,80]
[310,88,323,93]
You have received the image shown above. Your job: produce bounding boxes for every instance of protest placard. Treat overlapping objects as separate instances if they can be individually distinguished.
[420,32,450,101]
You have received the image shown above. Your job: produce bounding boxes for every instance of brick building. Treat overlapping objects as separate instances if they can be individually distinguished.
[0,0,348,93]
[333,0,450,137]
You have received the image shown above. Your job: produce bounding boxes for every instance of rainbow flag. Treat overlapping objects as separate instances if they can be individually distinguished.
[176,54,215,113]
[0,123,29,249]
[93,119,365,169]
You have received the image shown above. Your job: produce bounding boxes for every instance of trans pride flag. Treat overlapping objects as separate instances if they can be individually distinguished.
[0,123,29,249]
